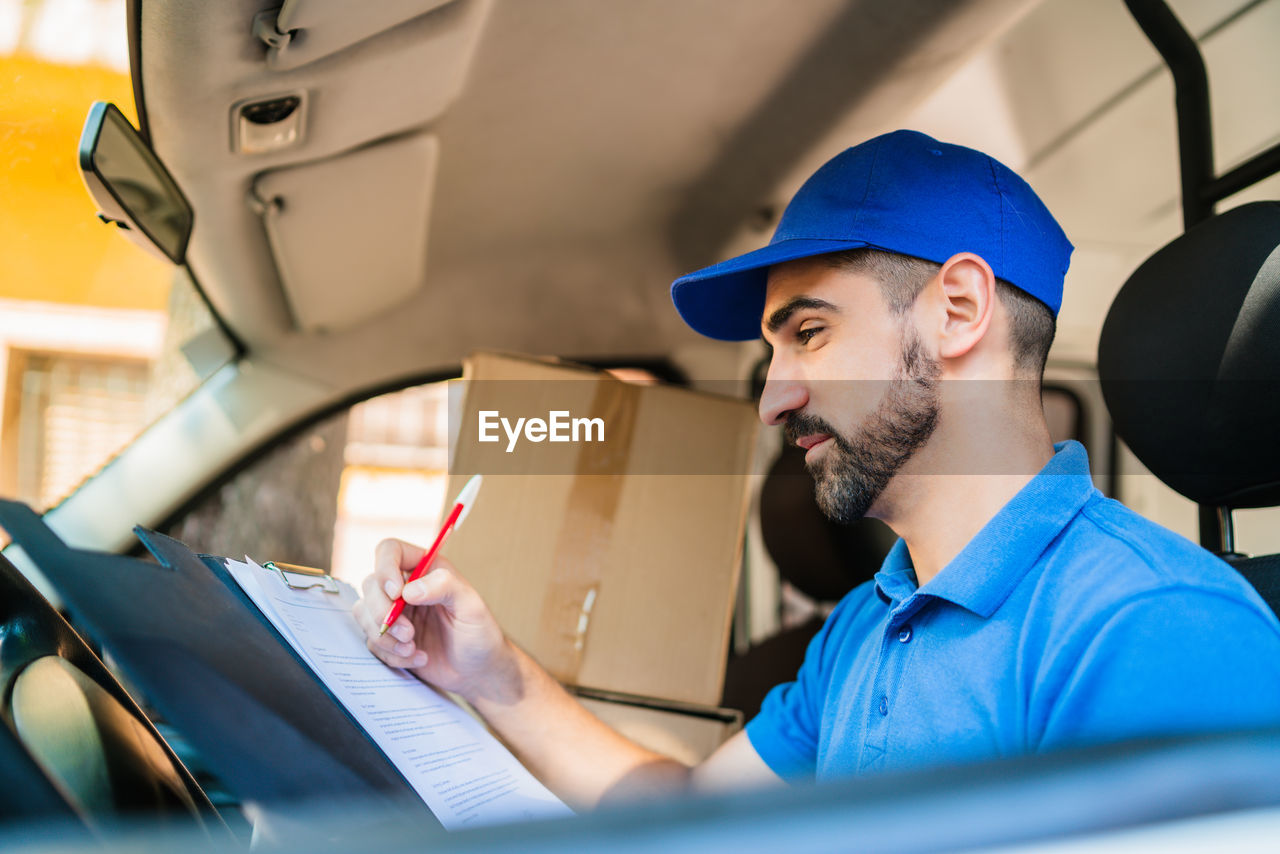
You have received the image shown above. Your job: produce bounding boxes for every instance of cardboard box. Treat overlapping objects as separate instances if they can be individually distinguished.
[575,692,742,765]
[443,351,758,706]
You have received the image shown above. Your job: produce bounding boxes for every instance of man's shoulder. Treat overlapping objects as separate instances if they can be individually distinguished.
[1020,494,1280,715]
[1057,493,1243,586]
[1032,492,1276,630]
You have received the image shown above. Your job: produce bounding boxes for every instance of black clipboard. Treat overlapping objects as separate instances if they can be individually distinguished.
[0,500,439,828]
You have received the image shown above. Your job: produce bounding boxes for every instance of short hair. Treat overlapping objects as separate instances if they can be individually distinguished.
[821,248,1056,375]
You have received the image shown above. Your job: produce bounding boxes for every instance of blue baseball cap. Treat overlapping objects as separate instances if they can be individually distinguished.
[670,130,1074,341]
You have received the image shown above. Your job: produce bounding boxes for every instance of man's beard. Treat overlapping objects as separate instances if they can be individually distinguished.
[784,331,942,524]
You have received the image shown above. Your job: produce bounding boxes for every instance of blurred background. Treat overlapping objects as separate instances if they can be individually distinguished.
[0,0,454,577]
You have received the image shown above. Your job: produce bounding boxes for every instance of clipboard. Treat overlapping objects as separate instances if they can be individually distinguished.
[0,499,440,829]
[262,561,342,594]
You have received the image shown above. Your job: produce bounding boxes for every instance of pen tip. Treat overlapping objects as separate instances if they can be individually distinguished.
[378,624,389,637]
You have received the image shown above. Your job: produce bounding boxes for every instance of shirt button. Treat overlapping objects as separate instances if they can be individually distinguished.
[878,696,888,716]
[898,625,913,643]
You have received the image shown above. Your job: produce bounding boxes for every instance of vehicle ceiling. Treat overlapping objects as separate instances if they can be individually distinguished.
[135,0,1280,396]
[137,0,1039,391]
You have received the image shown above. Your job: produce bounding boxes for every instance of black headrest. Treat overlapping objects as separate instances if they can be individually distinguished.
[1098,201,1280,508]
[760,444,897,601]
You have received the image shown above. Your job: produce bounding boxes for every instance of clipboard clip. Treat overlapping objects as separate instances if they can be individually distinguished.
[263,561,339,595]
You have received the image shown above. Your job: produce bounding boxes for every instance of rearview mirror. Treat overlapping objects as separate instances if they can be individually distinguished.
[78,102,193,265]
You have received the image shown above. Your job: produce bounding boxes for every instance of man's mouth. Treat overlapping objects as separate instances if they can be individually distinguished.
[784,413,840,459]
[795,434,832,452]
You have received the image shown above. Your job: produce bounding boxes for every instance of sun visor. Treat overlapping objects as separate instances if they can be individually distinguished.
[253,133,439,333]
[260,0,463,72]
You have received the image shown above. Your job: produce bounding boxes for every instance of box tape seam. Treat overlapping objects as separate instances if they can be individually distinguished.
[536,376,639,684]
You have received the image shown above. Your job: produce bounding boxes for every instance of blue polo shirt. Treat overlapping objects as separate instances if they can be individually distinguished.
[747,441,1280,780]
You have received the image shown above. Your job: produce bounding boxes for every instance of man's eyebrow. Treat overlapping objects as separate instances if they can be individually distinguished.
[764,297,840,334]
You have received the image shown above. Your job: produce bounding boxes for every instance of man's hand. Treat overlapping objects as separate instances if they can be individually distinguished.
[351,538,781,807]
[352,538,520,705]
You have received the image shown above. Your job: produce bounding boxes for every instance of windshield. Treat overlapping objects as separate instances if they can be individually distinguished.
[0,0,230,515]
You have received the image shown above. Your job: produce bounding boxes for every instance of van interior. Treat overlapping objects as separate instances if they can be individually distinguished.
[2,0,1279,849]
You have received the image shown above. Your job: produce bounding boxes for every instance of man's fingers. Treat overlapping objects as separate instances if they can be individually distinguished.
[400,562,489,627]
[402,564,462,607]
[363,538,432,627]
[354,596,410,640]
[355,577,398,645]
[356,539,438,672]
[361,572,395,612]
[374,614,415,644]
[357,608,425,666]
[374,537,430,579]
[366,636,428,670]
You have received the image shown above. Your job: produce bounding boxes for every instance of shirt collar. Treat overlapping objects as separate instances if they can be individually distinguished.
[873,440,1097,617]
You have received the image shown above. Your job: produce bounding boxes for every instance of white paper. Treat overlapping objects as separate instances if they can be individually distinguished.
[223,558,572,830]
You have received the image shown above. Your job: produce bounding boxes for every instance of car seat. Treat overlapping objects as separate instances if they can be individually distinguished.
[1097,200,1280,611]
[721,442,896,717]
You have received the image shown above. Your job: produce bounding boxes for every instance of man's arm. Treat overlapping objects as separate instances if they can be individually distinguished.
[352,539,781,809]
[692,729,783,792]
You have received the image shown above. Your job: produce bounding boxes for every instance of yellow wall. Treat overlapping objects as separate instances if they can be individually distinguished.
[0,54,169,311]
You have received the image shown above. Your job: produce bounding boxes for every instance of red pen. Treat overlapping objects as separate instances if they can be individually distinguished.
[378,474,483,636]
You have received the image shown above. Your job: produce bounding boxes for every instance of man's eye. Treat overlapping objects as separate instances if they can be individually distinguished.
[796,326,823,345]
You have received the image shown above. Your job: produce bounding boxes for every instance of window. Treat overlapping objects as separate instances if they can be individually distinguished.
[2,349,149,508]
[165,378,457,586]
[1,0,232,514]
[164,365,666,585]
[331,382,453,582]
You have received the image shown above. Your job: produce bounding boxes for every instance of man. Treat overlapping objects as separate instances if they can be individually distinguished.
[353,130,1280,806]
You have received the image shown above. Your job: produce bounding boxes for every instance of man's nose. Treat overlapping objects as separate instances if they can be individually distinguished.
[759,368,808,427]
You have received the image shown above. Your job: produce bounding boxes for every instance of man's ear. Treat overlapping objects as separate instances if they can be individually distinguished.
[928,253,996,360]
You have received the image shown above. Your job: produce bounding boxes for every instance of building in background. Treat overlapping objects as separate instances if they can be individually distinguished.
[2,0,223,519]
[0,0,176,511]
[1,1,450,570]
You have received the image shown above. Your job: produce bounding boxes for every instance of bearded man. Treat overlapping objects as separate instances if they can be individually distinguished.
[354,130,1280,806]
